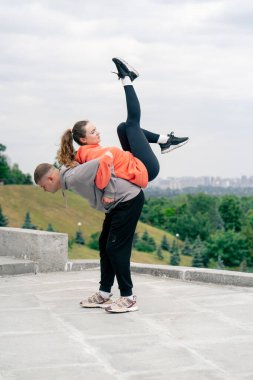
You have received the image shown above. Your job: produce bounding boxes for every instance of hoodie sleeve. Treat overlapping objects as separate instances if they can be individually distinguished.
[95,153,114,190]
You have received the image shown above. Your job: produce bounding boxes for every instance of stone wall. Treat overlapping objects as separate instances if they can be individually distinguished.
[0,227,68,272]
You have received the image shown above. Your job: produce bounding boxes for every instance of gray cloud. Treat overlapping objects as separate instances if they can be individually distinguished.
[1,0,253,179]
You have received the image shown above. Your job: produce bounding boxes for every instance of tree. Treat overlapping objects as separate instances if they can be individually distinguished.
[161,235,170,251]
[240,259,248,272]
[156,246,164,260]
[191,236,206,268]
[219,195,242,232]
[216,255,225,270]
[142,230,149,242]
[0,205,8,226]
[132,232,139,247]
[135,230,156,252]
[68,236,75,249]
[47,223,55,232]
[0,143,32,184]
[206,230,249,267]
[0,144,10,182]
[182,236,192,256]
[75,230,85,245]
[22,212,37,230]
[170,240,180,265]
[87,231,100,250]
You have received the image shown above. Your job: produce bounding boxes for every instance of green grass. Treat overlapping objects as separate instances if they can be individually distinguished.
[0,185,191,266]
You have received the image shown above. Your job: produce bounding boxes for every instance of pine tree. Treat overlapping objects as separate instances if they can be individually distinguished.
[22,212,37,230]
[75,230,85,245]
[170,240,180,265]
[170,249,180,266]
[191,236,205,268]
[240,259,248,272]
[161,235,170,251]
[47,223,55,232]
[88,231,100,250]
[132,232,139,247]
[0,205,8,227]
[171,239,177,254]
[142,230,149,241]
[182,236,192,256]
[156,246,164,260]
[217,255,225,270]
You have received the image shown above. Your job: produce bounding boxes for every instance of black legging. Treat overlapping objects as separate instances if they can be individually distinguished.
[117,85,160,182]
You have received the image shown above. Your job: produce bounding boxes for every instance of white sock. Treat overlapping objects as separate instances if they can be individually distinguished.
[121,77,132,86]
[127,295,134,301]
[157,134,169,144]
[99,290,111,299]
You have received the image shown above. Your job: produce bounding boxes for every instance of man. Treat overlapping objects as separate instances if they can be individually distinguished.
[34,157,144,313]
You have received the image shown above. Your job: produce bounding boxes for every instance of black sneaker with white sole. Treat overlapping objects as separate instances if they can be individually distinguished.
[160,133,189,154]
[112,57,139,82]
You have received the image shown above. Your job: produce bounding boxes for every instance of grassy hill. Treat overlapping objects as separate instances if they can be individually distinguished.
[0,185,192,266]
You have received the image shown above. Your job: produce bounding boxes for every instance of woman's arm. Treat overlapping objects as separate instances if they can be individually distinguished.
[95,151,114,190]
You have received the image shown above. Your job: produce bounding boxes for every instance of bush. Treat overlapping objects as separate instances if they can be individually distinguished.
[87,232,100,250]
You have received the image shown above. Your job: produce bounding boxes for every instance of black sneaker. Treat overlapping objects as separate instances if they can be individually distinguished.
[160,132,189,154]
[112,57,139,82]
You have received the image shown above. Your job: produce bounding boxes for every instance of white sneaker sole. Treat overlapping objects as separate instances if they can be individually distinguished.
[161,139,189,154]
[105,305,139,313]
[80,302,113,309]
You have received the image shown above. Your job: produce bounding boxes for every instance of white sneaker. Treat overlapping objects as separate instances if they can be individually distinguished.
[80,292,113,308]
[105,295,139,313]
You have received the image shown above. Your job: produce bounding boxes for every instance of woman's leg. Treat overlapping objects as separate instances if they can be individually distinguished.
[117,84,160,182]
[117,123,160,152]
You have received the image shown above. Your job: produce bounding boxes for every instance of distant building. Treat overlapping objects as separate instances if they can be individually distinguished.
[150,176,253,189]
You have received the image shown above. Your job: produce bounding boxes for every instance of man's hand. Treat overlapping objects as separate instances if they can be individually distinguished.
[102,196,115,204]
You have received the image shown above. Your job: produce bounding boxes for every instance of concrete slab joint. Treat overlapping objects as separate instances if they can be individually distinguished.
[0,227,68,273]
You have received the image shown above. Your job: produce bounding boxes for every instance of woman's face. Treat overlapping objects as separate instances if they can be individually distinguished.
[80,122,101,145]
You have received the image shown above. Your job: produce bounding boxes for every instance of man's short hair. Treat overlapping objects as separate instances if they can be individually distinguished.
[34,163,54,184]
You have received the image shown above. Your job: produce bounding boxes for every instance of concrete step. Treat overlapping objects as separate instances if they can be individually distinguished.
[0,256,36,276]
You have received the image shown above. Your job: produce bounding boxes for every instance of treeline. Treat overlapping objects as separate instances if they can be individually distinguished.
[0,143,32,184]
[140,193,253,270]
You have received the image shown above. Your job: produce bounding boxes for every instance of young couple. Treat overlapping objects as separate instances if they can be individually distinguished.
[34,58,189,313]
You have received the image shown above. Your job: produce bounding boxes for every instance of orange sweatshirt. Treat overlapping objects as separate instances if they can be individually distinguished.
[75,144,148,190]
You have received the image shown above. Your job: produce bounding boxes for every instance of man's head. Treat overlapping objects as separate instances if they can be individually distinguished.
[34,163,62,193]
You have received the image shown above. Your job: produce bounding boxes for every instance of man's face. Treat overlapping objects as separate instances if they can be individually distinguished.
[38,171,60,193]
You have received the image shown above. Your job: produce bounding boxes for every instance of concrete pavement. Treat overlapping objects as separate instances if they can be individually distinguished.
[1,270,253,380]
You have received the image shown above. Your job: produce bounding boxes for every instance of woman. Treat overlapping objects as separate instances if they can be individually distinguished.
[57,58,189,199]
[34,58,189,313]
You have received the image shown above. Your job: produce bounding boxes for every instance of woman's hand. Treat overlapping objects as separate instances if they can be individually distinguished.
[102,196,115,204]
[104,151,113,158]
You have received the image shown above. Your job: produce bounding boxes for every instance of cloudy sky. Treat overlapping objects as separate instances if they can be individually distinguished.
[1,0,253,179]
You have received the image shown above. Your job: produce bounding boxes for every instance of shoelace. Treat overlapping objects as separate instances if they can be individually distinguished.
[114,297,133,307]
[88,293,101,302]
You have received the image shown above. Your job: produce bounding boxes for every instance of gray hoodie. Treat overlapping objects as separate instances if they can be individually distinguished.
[60,160,141,213]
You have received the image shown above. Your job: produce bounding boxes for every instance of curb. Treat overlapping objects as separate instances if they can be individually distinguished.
[67,259,253,287]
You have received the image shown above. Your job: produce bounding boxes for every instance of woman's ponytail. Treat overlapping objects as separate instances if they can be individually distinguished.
[57,129,77,168]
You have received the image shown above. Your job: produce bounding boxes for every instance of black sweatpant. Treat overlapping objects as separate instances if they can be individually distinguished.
[117,85,160,182]
[99,190,145,296]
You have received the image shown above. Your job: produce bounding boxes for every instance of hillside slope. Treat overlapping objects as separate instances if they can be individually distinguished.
[0,185,176,242]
